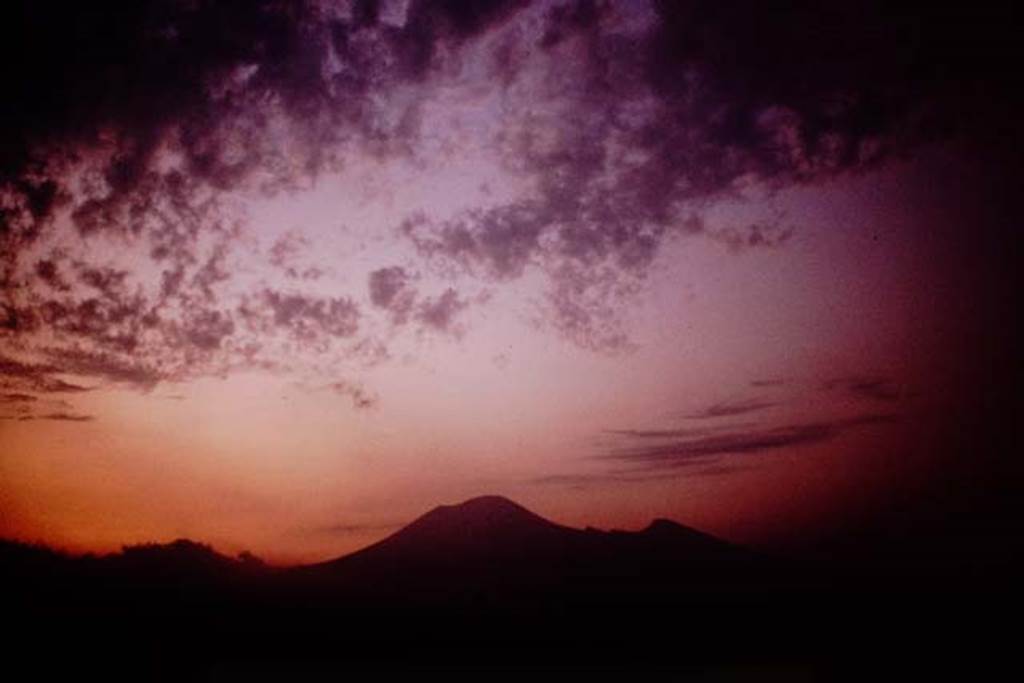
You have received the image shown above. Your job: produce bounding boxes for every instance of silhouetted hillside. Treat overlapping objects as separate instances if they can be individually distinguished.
[3,496,1016,680]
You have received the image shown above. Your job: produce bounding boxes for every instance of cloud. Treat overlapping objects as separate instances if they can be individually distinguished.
[317,521,402,536]
[36,412,96,422]
[415,288,469,335]
[33,378,92,393]
[367,266,417,324]
[181,309,235,352]
[598,413,900,469]
[6,411,95,422]
[530,462,752,489]
[402,0,965,349]
[0,392,37,403]
[686,398,778,420]
[848,380,903,402]
[532,411,900,489]
[262,290,360,342]
[824,376,904,402]
[0,353,92,393]
[43,347,163,389]
[269,232,324,281]
[529,469,680,488]
[0,0,1016,387]
[604,425,725,440]
[325,380,378,411]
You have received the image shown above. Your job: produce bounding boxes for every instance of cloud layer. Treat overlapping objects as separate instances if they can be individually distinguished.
[1,0,1016,403]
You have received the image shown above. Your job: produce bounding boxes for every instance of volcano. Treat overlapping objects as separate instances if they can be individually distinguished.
[291,495,760,610]
[3,495,1002,677]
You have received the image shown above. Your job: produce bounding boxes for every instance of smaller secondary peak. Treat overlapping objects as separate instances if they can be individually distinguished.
[645,518,687,533]
[642,518,735,549]
[642,518,718,541]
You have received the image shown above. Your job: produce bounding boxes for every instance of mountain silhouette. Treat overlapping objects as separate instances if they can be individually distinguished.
[329,495,574,560]
[288,495,766,616]
[4,495,1013,679]
[315,494,748,565]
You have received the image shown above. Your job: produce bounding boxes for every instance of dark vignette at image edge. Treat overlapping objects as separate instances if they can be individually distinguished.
[2,0,1022,678]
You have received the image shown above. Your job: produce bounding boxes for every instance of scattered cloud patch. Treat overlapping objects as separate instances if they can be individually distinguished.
[325,380,378,411]
[368,266,417,324]
[415,288,469,336]
[0,1,1015,387]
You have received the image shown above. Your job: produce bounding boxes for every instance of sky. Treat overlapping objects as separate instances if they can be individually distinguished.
[1,0,1020,564]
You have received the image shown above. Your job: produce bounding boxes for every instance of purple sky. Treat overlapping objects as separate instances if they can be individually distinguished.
[1,1,1019,562]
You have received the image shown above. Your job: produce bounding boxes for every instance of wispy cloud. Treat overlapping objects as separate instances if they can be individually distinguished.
[686,398,778,420]
[599,414,900,469]
[13,412,96,422]
[0,392,37,403]
[316,521,402,536]
[325,381,378,411]
[0,353,93,393]
[534,412,901,489]
[750,378,786,388]
[529,462,753,490]
[824,376,904,402]
[604,426,723,440]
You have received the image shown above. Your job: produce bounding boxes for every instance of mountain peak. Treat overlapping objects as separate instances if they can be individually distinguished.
[439,495,531,515]
[644,518,687,534]
[412,495,558,532]
[642,518,744,554]
[348,495,570,561]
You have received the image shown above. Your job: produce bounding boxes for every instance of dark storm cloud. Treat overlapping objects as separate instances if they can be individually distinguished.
[0,1,1017,383]
[687,398,777,420]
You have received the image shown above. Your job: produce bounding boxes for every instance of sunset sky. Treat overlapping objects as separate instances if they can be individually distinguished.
[1,1,1019,564]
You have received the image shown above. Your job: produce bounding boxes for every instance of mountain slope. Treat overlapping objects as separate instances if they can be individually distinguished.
[290,495,762,610]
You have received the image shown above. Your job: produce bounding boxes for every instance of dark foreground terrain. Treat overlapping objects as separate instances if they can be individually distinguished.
[3,496,1017,681]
